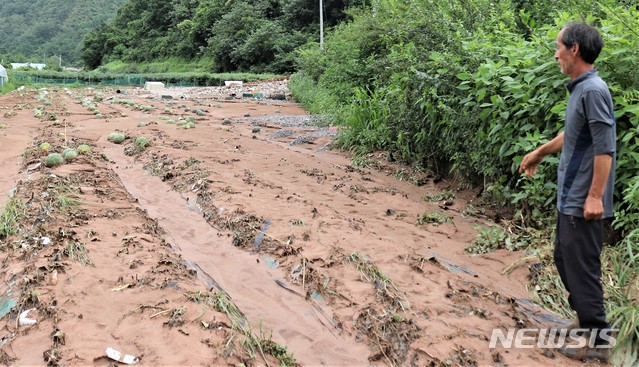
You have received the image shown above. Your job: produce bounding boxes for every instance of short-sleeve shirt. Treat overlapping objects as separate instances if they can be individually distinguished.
[557,69,616,218]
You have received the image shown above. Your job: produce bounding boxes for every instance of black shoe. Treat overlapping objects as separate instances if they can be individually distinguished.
[556,344,610,362]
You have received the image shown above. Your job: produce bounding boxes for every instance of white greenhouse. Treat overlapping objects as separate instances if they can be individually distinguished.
[0,64,8,87]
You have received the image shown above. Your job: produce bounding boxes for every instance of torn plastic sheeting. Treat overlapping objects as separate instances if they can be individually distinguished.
[180,261,245,331]
[0,333,14,348]
[310,291,324,302]
[0,298,16,319]
[516,298,570,326]
[428,251,476,276]
[183,259,226,294]
[263,256,278,269]
[106,347,140,365]
[253,220,271,253]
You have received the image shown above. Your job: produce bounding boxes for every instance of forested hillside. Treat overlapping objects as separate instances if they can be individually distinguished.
[82,0,365,72]
[0,0,123,65]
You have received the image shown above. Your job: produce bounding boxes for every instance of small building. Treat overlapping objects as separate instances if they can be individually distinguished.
[0,64,8,87]
[10,62,46,70]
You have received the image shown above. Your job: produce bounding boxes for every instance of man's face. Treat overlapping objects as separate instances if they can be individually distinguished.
[555,29,576,76]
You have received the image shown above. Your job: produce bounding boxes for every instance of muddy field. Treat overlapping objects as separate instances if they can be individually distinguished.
[0,83,602,366]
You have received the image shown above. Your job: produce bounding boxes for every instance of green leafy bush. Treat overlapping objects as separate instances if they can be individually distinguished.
[0,197,26,239]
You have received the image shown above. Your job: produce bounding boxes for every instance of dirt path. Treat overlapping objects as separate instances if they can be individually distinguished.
[0,85,601,366]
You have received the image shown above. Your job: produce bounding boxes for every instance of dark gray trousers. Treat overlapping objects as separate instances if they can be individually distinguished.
[554,213,609,332]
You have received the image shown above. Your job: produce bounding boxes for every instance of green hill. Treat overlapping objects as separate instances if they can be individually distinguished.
[81,0,365,73]
[0,0,124,65]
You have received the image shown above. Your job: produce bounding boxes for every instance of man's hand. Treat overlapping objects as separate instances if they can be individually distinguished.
[584,154,613,221]
[519,150,543,177]
[584,194,604,221]
[519,132,564,177]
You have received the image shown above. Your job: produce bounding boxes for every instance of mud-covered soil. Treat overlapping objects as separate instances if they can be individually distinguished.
[0,84,604,366]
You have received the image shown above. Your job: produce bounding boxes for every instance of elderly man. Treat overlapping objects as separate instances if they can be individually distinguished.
[519,22,616,362]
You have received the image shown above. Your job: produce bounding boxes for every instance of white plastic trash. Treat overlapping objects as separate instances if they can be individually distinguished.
[106,347,140,365]
[19,309,37,326]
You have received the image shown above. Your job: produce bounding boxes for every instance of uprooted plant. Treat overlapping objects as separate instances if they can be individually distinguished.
[346,252,420,366]
[184,290,297,366]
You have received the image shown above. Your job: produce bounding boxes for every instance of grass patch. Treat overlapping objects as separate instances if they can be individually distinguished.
[0,197,26,239]
[288,72,340,115]
[51,182,79,214]
[64,240,91,265]
[55,194,79,214]
[424,190,456,202]
[602,232,639,366]
[416,211,451,226]
[0,80,21,96]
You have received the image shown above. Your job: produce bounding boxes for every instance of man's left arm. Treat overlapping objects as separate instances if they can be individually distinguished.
[583,89,616,221]
[584,154,613,220]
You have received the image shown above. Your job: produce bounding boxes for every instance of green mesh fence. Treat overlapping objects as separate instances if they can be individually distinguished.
[12,73,200,87]
[11,71,280,87]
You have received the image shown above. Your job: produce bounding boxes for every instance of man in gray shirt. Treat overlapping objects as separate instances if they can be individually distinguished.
[519,22,615,361]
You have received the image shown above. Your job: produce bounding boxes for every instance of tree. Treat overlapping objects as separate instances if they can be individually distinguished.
[82,24,112,69]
